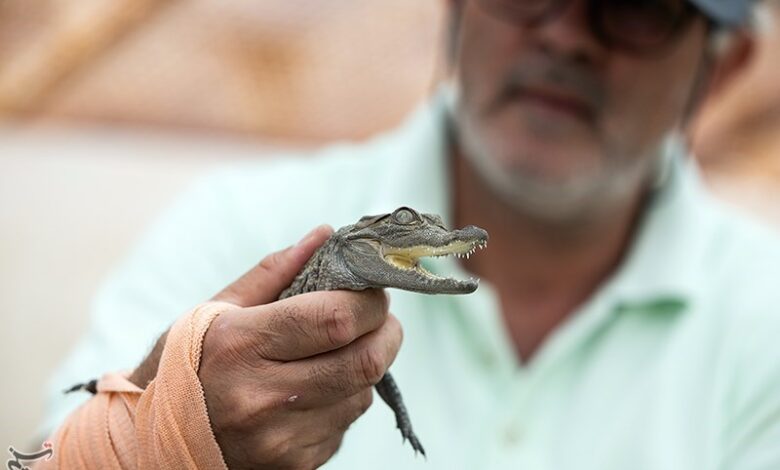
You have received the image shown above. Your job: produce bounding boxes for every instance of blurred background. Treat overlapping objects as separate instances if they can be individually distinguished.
[0,0,778,450]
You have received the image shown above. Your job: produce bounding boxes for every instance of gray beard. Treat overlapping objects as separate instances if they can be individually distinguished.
[446,86,675,225]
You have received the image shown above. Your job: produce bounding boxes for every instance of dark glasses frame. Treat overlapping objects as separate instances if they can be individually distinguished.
[475,0,704,55]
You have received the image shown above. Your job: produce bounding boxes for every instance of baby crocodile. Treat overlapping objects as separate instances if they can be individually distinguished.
[279,206,488,456]
[66,207,488,457]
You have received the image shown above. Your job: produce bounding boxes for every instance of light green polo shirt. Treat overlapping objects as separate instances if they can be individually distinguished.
[45,95,780,470]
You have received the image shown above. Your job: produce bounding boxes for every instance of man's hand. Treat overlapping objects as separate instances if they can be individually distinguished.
[199,225,402,470]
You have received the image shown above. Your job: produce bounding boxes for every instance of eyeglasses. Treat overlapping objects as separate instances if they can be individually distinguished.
[476,0,702,54]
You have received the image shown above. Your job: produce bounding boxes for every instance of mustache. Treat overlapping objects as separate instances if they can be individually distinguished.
[488,55,607,116]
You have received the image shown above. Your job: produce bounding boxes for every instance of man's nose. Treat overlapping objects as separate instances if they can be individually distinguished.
[530,0,606,64]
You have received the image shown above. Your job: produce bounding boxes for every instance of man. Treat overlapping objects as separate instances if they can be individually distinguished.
[43,0,780,468]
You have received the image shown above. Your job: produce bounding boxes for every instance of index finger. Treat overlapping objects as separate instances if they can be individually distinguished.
[212,224,334,307]
[231,288,389,361]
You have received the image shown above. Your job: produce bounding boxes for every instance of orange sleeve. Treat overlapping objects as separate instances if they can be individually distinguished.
[37,302,234,469]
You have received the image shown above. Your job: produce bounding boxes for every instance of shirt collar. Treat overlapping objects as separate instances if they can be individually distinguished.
[604,136,715,313]
[364,93,725,374]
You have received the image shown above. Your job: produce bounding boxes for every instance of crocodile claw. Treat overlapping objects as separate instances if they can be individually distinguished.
[375,373,426,457]
[400,425,426,457]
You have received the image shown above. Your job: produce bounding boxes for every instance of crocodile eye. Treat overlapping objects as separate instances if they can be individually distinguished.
[393,208,417,225]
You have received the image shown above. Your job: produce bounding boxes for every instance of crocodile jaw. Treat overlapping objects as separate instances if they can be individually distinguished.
[379,238,488,293]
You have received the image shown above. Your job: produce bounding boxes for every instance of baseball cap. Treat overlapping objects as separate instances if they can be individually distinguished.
[689,0,753,26]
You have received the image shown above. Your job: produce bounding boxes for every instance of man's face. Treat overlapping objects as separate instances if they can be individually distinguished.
[451,0,711,219]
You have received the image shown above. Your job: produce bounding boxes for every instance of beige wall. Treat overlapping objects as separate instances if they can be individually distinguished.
[0,0,444,142]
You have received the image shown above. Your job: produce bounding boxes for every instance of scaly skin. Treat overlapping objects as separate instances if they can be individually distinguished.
[279,207,488,456]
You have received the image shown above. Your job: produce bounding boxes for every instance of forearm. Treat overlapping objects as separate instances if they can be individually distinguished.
[38,304,229,469]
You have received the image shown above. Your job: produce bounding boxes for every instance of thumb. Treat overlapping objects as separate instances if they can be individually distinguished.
[212,224,333,307]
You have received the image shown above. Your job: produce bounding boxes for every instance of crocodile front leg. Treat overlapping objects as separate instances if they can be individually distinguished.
[374,372,425,457]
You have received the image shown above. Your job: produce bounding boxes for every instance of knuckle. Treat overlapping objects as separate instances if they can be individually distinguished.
[272,436,294,460]
[319,300,358,347]
[220,387,257,427]
[203,319,252,370]
[332,388,374,435]
[244,391,286,427]
[258,249,286,273]
[357,389,374,415]
[336,390,373,431]
[210,384,277,436]
[256,432,294,465]
[308,437,344,469]
[357,346,386,386]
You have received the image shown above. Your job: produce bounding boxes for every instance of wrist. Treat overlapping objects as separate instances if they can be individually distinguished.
[128,331,169,389]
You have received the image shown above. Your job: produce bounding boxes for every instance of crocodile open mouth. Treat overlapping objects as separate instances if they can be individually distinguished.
[381,239,488,280]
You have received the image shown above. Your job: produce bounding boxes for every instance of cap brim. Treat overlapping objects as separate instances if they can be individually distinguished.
[689,0,750,26]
